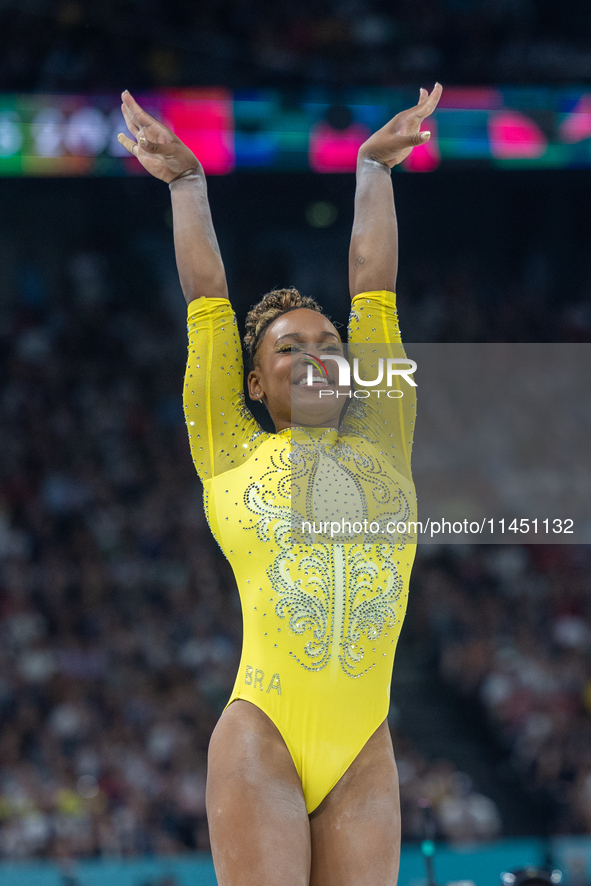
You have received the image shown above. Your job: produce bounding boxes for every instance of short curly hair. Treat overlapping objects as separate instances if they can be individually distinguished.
[244,287,328,367]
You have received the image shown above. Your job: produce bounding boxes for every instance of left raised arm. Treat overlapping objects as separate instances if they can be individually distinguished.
[349,83,442,298]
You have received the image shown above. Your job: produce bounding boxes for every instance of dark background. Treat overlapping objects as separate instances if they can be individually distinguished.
[1,0,591,865]
[5,168,591,338]
[2,0,591,91]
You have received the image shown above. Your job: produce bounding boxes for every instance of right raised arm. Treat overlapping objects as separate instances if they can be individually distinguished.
[118,91,228,305]
[349,83,442,299]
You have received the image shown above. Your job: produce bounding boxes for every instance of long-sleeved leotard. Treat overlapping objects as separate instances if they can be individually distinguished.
[183,291,417,813]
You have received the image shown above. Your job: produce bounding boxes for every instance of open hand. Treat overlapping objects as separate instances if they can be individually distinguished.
[358,83,443,168]
[117,91,200,183]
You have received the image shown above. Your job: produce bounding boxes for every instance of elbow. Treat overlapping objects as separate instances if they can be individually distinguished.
[350,269,397,299]
[349,240,397,298]
[181,269,228,303]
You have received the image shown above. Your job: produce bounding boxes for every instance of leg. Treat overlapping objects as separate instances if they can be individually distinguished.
[206,700,311,886]
[309,720,401,886]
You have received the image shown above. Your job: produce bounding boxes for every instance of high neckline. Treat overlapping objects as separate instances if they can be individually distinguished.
[276,426,338,443]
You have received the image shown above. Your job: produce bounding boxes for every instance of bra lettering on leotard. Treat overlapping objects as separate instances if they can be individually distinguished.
[245,665,282,694]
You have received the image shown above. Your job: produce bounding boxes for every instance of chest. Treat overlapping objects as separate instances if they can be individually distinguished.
[206,434,415,550]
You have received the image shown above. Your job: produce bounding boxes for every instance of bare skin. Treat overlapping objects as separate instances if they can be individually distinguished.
[308,719,401,886]
[208,701,400,886]
[206,701,311,886]
[118,83,442,885]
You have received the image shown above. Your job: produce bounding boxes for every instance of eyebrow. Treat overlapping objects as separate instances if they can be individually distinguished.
[275,331,340,343]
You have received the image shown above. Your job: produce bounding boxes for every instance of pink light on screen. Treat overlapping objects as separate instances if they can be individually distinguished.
[559,94,591,143]
[401,118,440,172]
[488,110,547,159]
[437,87,503,110]
[160,89,235,174]
[309,121,371,172]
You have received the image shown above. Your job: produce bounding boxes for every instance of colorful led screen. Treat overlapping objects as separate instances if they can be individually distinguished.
[1,87,591,176]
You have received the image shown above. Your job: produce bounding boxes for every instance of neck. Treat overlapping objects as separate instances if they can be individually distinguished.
[273,419,339,433]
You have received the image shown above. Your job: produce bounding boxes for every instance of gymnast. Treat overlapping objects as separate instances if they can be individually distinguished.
[118,81,442,886]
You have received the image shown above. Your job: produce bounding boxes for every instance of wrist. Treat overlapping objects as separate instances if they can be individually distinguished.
[356,153,392,174]
[168,166,203,187]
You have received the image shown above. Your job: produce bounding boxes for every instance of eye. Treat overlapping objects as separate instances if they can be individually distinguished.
[276,343,302,353]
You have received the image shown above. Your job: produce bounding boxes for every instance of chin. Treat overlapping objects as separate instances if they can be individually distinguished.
[288,384,350,426]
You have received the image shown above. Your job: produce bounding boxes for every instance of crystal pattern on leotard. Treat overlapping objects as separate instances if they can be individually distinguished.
[242,429,414,677]
[183,294,417,681]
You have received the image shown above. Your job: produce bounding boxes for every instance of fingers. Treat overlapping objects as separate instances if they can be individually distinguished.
[399,131,431,149]
[417,82,443,119]
[117,129,171,157]
[121,90,157,130]
[383,82,442,134]
[117,132,138,157]
[121,90,176,152]
[136,134,171,155]
[121,90,168,142]
[121,103,139,137]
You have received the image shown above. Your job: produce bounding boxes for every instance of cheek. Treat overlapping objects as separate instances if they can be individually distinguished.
[264,356,293,384]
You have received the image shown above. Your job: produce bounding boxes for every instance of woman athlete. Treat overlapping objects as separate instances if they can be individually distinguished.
[118,82,442,886]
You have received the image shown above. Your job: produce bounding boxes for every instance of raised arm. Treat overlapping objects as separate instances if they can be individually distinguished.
[118,91,228,305]
[349,83,442,299]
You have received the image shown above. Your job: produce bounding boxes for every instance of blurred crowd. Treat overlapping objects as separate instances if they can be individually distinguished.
[413,544,591,835]
[1,0,591,92]
[0,246,238,858]
[395,729,502,842]
[0,165,589,858]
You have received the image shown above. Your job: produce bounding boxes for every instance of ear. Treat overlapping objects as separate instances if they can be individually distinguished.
[247,368,264,402]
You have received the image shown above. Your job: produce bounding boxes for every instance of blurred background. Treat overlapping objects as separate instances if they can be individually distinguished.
[1,1,591,884]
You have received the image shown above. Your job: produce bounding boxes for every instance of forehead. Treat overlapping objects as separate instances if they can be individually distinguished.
[264,308,340,344]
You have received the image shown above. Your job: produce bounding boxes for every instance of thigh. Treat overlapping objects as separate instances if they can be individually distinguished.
[207,700,311,886]
[309,720,401,886]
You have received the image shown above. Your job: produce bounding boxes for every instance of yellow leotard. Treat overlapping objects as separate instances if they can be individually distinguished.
[183,290,417,813]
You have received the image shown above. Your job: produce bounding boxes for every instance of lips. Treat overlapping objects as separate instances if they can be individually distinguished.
[295,375,329,386]
[293,372,335,387]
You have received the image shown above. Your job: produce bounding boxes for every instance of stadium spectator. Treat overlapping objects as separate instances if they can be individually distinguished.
[414,544,591,834]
